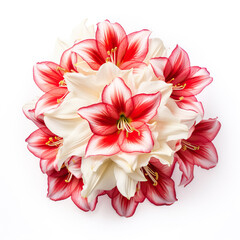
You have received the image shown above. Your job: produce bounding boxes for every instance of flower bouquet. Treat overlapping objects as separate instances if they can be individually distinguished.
[24,20,221,217]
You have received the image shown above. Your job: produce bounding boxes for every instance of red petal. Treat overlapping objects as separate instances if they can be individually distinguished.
[85,133,120,157]
[164,45,191,83]
[60,47,78,72]
[149,157,175,177]
[119,124,154,153]
[110,188,140,217]
[122,30,151,63]
[23,107,45,129]
[47,169,79,201]
[35,87,68,118]
[175,153,194,186]
[33,62,65,92]
[78,103,118,135]
[193,118,221,141]
[119,61,147,70]
[174,96,204,119]
[173,67,213,97]
[142,175,177,206]
[40,151,57,175]
[72,39,105,70]
[66,156,82,178]
[71,179,98,211]
[179,136,218,170]
[150,57,168,79]
[142,160,177,205]
[25,127,56,158]
[129,92,161,123]
[102,77,133,116]
[189,141,218,169]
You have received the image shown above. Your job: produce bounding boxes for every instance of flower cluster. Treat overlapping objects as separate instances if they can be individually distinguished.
[24,20,221,217]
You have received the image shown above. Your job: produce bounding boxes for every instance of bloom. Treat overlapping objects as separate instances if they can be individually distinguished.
[107,157,177,217]
[175,118,221,186]
[72,20,164,70]
[150,45,212,113]
[78,77,161,157]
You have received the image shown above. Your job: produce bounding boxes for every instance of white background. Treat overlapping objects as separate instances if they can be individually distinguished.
[1,0,239,239]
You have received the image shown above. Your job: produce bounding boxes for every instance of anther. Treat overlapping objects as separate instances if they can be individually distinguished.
[59,80,66,87]
[65,172,73,183]
[56,66,67,72]
[173,83,186,90]
[143,166,158,186]
[182,140,200,151]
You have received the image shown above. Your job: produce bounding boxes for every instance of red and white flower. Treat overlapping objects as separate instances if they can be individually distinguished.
[107,157,177,217]
[175,118,221,186]
[150,45,212,114]
[72,20,165,71]
[78,77,161,157]
[24,104,97,211]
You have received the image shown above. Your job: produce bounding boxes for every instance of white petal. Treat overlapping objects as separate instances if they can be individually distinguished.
[166,98,199,129]
[137,80,172,108]
[114,166,144,199]
[153,105,189,141]
[44,93,88,138]
[144,38,167,64]
[70,19,95,43]
[54,121,91,170]
[65,62,134,100]
[81,158,116,202]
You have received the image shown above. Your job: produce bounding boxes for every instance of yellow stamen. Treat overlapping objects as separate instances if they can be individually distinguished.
[56,66,67,72]
[179,96,184,101]
[45,136,63,147]
[143,166,158,186]
[182,140,200,151]
[117,114,140,137]
[106,47,118,64]
[65,172,73,183]
[59,80,66,87]
[173,83,186,90]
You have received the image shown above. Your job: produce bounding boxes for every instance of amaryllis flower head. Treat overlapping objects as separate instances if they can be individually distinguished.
[72,20,151,70]
[78,77,161,157]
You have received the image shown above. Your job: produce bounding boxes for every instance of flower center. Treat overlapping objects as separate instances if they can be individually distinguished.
[181,140,200,151]
[106,47,118,65]
[117,114,140,137]
[45,136,63,147]
[173,83,186,90]
[143,165,158,186]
